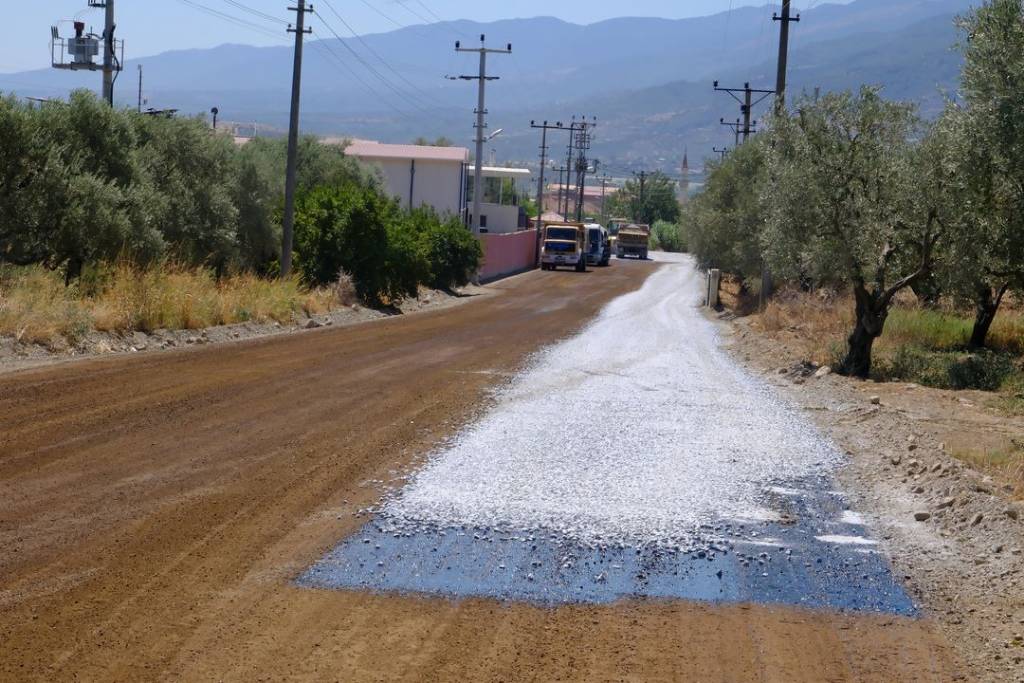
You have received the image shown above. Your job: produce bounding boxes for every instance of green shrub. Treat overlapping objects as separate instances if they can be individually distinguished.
[879,345,1018,390]
[409,208,482,290]
[651,220,686,253]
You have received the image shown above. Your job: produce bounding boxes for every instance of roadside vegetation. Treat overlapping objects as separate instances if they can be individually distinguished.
[687,0,1024,397]
[0,91,480,346]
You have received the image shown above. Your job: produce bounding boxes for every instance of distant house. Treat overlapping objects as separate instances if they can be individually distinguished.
[344,141,469,217]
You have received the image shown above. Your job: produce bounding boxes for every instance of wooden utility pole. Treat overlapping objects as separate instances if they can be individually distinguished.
[280,0,312,278]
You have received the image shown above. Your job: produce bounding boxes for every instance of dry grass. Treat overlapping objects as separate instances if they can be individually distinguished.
[0,262,343,346]
[953,445,1024,500]
[753,288,1024,364]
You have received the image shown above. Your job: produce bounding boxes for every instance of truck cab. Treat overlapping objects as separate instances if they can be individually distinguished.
[541,222,588,272]
[585,223,611,267]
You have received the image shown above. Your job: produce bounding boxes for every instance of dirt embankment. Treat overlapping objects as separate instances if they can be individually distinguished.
[722,314,1024,682]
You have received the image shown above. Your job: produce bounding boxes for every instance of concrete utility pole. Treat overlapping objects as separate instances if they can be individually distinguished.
[572,119,596,221]
[773,0,801,109]
[453,35,511,236]
[531,120,564,266]
[280,0,312,278]
[599,173,611,220]
[137,63,142,112]
[634,170,648,223]
[101,0,115,105]
[713,146,729,161]
[553,165,568,217]
[714,81,774,142]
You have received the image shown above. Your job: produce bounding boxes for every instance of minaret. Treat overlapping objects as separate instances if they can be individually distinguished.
[679,148,690,205]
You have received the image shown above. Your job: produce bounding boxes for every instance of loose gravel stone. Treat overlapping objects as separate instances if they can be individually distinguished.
[914,512,932,522]
[383,257,841,550]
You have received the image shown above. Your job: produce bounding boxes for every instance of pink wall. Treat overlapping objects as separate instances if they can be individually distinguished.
[478,229,538,282]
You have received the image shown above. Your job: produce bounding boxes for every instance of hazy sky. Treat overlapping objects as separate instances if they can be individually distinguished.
[4,1,830,73]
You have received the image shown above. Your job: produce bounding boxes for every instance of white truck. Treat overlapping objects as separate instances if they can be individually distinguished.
[584,223,612,267]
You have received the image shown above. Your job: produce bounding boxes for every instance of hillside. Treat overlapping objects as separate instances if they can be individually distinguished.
[2,0,973,171]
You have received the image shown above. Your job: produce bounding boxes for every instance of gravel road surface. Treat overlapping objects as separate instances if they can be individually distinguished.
[0,256,961,681]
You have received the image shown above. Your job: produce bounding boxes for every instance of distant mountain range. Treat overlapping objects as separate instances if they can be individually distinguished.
[2,0,973,174]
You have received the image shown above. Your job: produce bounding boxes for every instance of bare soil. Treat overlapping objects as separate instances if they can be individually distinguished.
[1,262,961,682]
[722,313,1024,682]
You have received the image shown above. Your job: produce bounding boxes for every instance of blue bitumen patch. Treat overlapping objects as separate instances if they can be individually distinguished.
[298,476,917,616]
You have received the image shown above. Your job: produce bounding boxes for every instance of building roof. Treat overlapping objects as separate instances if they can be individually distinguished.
[345,141,469,163]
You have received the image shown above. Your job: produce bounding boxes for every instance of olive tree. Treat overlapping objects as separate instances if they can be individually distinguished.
[685,139,767,280]
[764,88,949,378]
[952,0,1024,348]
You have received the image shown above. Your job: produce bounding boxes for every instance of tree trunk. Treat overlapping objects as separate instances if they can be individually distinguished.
[969,282,1009,350]
[839,284,888,379]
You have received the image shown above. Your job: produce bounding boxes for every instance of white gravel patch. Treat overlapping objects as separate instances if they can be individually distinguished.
[816,535,878,546]
[840,510,866,525]
[384,254,842,550]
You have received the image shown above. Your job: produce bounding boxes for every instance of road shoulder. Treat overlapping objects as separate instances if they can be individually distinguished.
[716,311,1024,682]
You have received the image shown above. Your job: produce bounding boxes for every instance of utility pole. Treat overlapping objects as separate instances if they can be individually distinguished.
[101,0,115,105]
[634,170,648,224]
[573,119,596,221]
[137,63,142,112]
[280,0,312,278]
[721,118,745,147]
[452,36,511,236]
[714,81,774,143]
[713,147,729,161]
[211,107,220,130]
[553,165,567,217]
[562,116,578,217]
[599,173,611,220]
[531,120,563,266]
[773,0,800,110]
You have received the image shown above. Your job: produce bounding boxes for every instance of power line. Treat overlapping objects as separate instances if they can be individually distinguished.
[312,9,437,114]
[308,31,415,120]
[173,0,282,39]
[318,0,444,107]
[220,0,288,26]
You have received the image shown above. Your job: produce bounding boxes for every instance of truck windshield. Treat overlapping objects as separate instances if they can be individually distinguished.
[546,228,578,241]
[588,229,602,251]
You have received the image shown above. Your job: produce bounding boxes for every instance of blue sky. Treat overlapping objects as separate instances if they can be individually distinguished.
[6,1,817,73]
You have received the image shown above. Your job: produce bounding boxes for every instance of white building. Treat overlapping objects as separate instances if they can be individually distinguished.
[345,141,470,217]
[344,141,533,234]
[470,166,533,234]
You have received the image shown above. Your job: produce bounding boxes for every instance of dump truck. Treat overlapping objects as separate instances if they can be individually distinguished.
[540,221,588,272]
[616,223,650,260]
[585,223,612,267]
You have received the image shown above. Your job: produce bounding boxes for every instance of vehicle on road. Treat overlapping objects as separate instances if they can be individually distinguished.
[616,223,651,260]
[585,223,612,267]
[541,221,588,272]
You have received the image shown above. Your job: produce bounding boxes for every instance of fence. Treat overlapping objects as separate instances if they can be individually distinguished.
[478,229,538,283]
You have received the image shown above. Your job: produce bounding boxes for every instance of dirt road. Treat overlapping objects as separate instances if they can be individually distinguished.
[1,259,960,681]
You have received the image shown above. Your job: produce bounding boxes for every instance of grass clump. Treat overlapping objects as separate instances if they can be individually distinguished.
[0,262,342,345]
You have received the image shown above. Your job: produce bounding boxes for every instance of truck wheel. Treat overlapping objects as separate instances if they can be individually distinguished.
[575,260,586,273]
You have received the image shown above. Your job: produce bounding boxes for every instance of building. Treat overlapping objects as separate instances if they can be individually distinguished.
[468,166,533,234]
[344,141,470,216]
